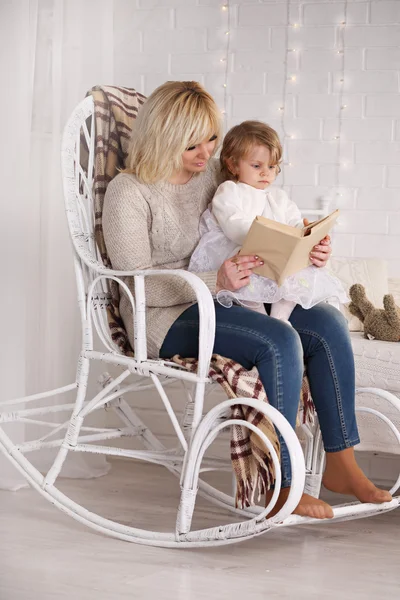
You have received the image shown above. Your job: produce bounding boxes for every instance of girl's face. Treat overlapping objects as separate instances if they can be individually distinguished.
[230,145,279,190]
[180,135,218,178]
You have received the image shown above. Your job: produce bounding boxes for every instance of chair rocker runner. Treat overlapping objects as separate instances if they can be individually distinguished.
[1,93,400,548]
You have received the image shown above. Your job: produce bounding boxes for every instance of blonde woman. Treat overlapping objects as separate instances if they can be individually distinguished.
[103,81,391,520]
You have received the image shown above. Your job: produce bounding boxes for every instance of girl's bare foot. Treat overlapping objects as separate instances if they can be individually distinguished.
[265,488,334,520]
[322,447,392,504]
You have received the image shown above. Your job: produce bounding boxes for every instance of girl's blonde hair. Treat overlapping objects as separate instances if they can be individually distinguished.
[220,120,282,181]
[124,81,222,183]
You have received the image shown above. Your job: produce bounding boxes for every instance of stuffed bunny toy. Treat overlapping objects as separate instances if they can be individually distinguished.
[348,283,400,342]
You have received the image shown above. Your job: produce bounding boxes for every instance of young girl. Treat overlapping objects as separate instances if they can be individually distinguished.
[189,120,348,322]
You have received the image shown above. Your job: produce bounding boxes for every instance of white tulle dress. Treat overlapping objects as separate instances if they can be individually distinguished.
[189,181,349,310]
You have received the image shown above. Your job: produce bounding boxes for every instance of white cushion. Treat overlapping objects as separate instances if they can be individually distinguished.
[350,332,400,455]
[351,332,400,393]
[328,257,389,331]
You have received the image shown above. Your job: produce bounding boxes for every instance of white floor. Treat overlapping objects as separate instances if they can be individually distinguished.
[1,459,399,600]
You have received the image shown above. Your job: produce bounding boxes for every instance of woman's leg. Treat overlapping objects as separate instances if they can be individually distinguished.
[289,302,392,504]
[161,301,304,489]
[161,302,334,518]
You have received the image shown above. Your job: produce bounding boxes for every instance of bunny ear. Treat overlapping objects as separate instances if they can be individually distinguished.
[383,294,400,329]
[348,284,374,320]
[348,302,365,323]
[349,283,366,300]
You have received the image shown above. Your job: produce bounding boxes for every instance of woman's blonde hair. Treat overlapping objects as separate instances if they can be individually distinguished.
[220,120,282,181]
[124,81,222,183]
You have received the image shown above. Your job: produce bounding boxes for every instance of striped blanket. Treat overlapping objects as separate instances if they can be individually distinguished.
[85,85,314,508]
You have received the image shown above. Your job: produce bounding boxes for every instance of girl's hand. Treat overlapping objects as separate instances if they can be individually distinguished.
[216,254,264,293]
[303,218,332,268]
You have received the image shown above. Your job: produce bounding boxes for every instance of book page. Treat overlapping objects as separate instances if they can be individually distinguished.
[279,210,339,283]
[301,209,339,237]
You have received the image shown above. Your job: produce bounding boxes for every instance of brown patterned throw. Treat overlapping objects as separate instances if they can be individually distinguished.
[86,85,315,509]
[172,355,314,508]
[86,85,145,355]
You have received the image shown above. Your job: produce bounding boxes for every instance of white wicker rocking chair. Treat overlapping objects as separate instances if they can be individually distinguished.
[1,95,400,548]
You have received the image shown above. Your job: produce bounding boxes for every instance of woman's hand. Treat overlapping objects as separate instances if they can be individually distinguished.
[216,254,264,293]
[303,218,332,268]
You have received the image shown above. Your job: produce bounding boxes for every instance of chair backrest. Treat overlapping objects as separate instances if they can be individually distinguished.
[61,88,146,354]
[62,95,98,273]
[61,95,115,351]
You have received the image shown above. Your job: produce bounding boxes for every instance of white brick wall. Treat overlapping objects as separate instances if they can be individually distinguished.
[106,1,400,457]
[113,0,400,277]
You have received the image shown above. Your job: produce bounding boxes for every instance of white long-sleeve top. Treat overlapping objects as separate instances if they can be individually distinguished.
[211,181,304,246]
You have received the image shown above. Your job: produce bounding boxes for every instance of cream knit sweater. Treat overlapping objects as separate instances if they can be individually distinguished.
[103,160,221,358]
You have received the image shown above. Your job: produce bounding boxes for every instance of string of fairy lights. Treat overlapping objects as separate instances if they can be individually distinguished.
[221,2,230,126]
[335,0,349,201]
[279,0,293,187]
[219,0,349,202]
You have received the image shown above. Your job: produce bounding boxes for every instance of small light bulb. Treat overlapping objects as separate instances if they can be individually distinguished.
[220,58,226,63]
[333,136,340,140]
[222,4,228,10]
[337,50,344,54]
[223,83,227,88]
[221,109,226,114]
[341,104,347,109]
[288,48,297,52]
[292,23,299,28]
[225,31,230,35]
[279,106,284,111]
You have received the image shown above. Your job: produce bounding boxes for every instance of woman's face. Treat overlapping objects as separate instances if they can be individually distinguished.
[181,135,218,176]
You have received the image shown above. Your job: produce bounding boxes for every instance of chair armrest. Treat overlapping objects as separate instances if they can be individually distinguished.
[89,265,216,378]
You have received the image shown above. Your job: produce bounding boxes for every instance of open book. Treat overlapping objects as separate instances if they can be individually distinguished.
[239,209,339,286]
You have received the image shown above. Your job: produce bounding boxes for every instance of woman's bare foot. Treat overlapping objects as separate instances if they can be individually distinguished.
[265,488,334,520]
[322,447,392,504]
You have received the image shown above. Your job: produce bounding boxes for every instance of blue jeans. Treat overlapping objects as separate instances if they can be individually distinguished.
[160,301,360,487]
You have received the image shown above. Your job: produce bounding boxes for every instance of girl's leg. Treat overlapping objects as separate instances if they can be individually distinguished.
[270,299,296,323]
[161,302,334,518]
[289,302,391,504]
